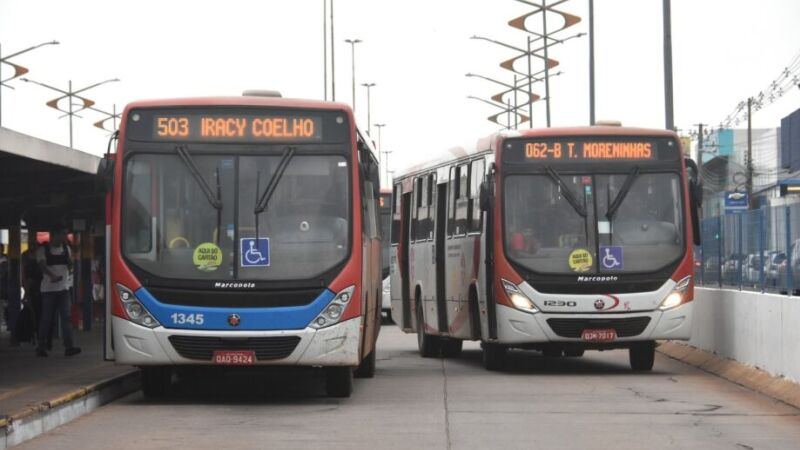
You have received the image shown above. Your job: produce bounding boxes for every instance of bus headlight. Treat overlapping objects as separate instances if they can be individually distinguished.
[659,276,691,310]
[502,279,539,313]
[116,283,160,328]
[310,286,355,329]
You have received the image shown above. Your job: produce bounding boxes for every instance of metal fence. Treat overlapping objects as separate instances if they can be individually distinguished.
[695,204,800,294]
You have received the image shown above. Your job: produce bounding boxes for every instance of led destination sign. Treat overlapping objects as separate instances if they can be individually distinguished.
[152,114,322,141]
[504,137,680,164]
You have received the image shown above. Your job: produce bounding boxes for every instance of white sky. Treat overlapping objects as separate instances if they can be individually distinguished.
[1,0,799,175]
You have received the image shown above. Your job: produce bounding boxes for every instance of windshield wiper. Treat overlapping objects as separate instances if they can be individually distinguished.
[175,145,222,210]
[605,166,640,220]
[254,146,296,215]
[545,166,587,218]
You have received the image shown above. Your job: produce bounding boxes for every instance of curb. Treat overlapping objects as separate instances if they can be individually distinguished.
[658,341,800,410]
[0,369,140,449]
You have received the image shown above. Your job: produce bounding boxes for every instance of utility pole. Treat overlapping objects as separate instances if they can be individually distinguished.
[542,0,552,127]
[695,123,705,174]
[663,0,675,130]
[330,0,336,101]
[375,123,386,184]
[588,0,596,125]
[323,0,327,101]
[746,97,753,209]
[527,35,533,128]
[344,39,362,112]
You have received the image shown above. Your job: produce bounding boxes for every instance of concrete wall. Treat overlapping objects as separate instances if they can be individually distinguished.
[690,288,800,383]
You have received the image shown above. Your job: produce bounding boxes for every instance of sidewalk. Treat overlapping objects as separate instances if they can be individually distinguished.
[1,322,139,448]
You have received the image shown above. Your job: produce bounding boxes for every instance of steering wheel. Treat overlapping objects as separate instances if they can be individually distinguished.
[168,237,191,249]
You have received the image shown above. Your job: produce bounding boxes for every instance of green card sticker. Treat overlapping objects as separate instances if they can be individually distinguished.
[193,242,222,272]
[568,248,593,273]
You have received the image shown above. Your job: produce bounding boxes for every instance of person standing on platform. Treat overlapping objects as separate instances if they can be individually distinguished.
[35,226,81,357]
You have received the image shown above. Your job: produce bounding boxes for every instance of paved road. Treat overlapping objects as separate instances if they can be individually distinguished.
[17,324,800,450]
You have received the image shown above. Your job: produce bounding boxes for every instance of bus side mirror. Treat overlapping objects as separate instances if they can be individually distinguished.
[96,156,115,192]
[684,158,703,207]
[479,181,490,212]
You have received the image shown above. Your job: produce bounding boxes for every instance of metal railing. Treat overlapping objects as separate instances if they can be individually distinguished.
[695,204,800,294]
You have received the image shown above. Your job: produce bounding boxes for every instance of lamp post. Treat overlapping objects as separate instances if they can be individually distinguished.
[361,82,375,135]
[0,40,59,126]
[21,77,119,148]
[374,123,386,183]
[344,38,362,111]
[383,150,392,186]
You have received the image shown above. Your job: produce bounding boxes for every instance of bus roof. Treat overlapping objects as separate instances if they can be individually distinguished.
[122,96,353,113]
[393,126,680,181]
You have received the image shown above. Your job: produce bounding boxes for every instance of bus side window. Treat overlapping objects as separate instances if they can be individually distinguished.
[426,173,435,240]
[469,159,485,233]
[447,166,458,238]
[454,163,469,235]
[412,176,422,242]
[391,183,401,245]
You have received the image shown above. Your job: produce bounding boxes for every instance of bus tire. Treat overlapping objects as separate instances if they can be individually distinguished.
[441,339,463,358]
[542,345,563,358]
[416,300,440,358]
[564,349,585,357]
[325,367,353,398]
[141,366,172,399]
[629,341,656,371]
[354,349,376,378]
[482,343,506,371]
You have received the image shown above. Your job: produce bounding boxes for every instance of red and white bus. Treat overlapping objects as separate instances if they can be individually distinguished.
[390,126,701,370]
[379,189,392,320]
[99,93,383,397]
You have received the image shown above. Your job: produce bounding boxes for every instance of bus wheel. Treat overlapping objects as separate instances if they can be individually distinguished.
[141,366,172,399]
[564,349,585,357]
[482,343,506,371]
[325,367,353,398]
[354,350,376,378]
[629,341,656,371]
[417,303,440,358]
[542,345,563,358]
[441,339,463,358]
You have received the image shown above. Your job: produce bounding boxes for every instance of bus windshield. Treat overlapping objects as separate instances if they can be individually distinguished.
[504,171,684,275]
[122,151,350,281]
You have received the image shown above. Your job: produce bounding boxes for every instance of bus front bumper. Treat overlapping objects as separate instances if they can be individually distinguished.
[112,315,362,367]
[493,302,693,346]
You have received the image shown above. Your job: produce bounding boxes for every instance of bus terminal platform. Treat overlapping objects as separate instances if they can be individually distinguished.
[0,325,138,448]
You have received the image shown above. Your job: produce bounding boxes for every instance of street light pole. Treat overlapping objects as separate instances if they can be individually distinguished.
[344,38,362,112]
[374,122,386,183]
[330,0,336,101]
[21,76,120,148]
[383,150,392,186]
[0,40,60,126]
[323,0,327,101]
[542,0,551,127]
[361,82,375,135]
[589,0,596,125]
[663,0,675,130]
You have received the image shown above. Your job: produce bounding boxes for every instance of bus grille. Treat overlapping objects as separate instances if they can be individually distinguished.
[546,317,651,338]
[168,335,301,361]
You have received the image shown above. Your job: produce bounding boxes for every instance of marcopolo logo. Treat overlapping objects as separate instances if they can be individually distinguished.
[576,276,619,282]
[213,282,256,289]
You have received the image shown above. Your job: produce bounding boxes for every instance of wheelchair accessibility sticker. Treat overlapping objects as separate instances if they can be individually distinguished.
[600,246,623,270]
[240,238,270,267]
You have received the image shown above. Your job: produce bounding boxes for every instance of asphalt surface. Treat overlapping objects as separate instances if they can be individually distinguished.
[15,323,800,450]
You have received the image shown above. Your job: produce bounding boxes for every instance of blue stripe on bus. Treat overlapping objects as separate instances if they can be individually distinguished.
[134,287,335,331]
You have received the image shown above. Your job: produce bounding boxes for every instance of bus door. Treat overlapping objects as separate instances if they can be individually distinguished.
[400,192,412,330]
[435,181,448,333]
